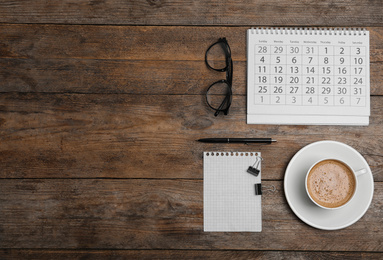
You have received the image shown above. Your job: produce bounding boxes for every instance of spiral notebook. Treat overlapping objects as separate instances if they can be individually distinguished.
[203,152,262,232]
[247,28,370,125]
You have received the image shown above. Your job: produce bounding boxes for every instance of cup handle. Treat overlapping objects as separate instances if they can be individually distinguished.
[355,168,367,177]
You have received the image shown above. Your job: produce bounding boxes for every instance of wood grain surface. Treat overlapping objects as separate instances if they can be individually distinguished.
[1,250,382,259]
[1,25,383,95]
[1,0,383,258]
[0,179,382,251]
[0,0,382,26]
[0,93,382,180]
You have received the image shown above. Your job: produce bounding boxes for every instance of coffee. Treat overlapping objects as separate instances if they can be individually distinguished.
[306,159,356,208]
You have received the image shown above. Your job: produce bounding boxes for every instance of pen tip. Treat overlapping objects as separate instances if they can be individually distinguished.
[272,139,277,142]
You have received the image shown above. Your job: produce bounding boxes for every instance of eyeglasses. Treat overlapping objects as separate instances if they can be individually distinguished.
[204,38,233,116]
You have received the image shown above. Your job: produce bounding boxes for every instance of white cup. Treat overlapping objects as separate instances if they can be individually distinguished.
[305,158,366,210]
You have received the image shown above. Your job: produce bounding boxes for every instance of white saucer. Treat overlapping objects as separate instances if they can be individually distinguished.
[284,140,374,230]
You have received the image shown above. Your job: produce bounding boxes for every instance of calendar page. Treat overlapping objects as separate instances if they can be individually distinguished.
[247,28,370,125]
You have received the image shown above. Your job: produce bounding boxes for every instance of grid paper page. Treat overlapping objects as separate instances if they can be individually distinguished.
[203,152,262,232]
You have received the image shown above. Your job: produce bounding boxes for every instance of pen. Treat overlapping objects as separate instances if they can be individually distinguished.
[197,138,277,144]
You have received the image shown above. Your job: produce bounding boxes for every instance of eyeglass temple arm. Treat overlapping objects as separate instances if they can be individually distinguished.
[214,93,231,116]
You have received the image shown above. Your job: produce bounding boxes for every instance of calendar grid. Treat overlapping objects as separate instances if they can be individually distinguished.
[254,45,368,107]
[247,28,370,125]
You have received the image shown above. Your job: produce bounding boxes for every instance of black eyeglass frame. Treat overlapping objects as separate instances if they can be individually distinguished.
[204,38,233,116]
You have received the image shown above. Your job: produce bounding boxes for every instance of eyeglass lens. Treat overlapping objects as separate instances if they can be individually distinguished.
[205,41,229,71]
[206,80,232,111]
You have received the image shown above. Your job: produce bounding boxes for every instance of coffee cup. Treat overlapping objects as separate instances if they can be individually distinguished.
[305,159,367,210]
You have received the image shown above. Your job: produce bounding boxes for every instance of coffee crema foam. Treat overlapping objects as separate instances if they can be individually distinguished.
[307,160,356,208]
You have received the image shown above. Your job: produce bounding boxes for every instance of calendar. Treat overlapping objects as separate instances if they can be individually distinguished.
[247,28,370,125]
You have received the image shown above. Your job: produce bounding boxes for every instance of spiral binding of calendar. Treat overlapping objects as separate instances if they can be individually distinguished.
[250,27,367,36]
[205,152,259,157]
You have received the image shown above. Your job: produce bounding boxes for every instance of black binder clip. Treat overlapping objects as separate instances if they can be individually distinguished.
[255,183,262,195]
[247,156,263,177]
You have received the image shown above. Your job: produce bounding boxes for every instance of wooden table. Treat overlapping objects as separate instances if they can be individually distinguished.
[1,1,383,259]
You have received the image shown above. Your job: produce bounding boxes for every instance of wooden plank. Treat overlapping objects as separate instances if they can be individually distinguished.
[1,249,382,259]
[0,1,383,26]
[2,25,382,62]
[0,93,382,180]
[1,25,245,61]
[1,25,382,94]
[0,59,215,94]
[0,179,382,251]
